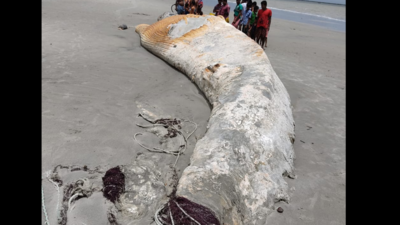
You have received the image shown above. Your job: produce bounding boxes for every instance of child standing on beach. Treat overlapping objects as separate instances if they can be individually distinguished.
[248,3,258,39]
[256,0,272,49]
[241,2,253,34]
[176,0,185,14]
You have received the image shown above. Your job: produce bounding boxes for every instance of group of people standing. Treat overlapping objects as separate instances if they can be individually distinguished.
[216,0,272,49]
[175,0,204,15]
[174,0,272,49]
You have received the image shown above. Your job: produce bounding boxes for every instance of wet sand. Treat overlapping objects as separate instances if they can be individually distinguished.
[42,0,345,224]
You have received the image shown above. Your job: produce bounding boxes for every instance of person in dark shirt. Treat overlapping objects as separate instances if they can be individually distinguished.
[219,0,231,22]
[213,0,222,16]
[196,0,204,15]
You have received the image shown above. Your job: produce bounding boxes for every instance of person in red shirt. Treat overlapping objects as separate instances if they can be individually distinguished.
[255,0,272,49]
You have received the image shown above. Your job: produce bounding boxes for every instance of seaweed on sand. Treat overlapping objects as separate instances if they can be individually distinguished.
[102,166,125,203]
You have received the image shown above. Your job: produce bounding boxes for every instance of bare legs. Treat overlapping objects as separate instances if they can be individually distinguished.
[263,37,267,49]
[257,35,266,49]
[255,28,267,49]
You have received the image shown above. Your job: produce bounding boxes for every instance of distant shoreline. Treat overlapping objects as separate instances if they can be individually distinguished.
[301,0,345,6]
[226,0,345,6]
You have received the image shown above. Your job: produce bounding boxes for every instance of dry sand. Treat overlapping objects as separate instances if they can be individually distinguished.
[42,0,345,224]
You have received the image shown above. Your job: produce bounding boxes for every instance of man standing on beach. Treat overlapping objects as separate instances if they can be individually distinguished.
[213,0,222,16]
[218,0,230,22]
[232,0,243,28]
[238,0,248,31]
[256,0,271,49]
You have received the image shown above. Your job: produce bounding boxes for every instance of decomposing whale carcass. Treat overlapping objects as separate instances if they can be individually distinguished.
[134,14,296,225]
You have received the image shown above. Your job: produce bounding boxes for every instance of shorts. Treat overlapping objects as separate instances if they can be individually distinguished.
[250,24,257,39]
[256,26,267,39]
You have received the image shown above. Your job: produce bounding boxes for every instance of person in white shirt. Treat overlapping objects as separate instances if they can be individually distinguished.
[239,0,252,31]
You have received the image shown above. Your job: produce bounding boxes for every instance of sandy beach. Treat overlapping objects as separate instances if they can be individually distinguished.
[42,0,345,224]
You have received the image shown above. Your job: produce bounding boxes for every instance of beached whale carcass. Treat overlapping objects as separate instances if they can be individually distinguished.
[135,14,296,224]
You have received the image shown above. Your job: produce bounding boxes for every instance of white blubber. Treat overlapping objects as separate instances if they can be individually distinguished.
[136,14,296,225]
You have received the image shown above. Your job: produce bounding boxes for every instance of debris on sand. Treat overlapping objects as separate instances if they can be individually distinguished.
[156,196,220,225]
[118,24,128,30]
[134,113,197,167]
[102,166,125,203]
